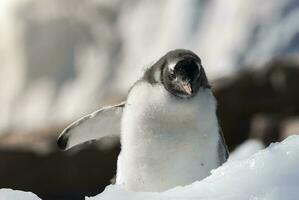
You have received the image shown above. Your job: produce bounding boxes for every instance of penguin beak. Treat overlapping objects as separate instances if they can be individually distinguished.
[180,80,192,95]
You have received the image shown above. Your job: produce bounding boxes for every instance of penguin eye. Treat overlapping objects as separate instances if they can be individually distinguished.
[168,72,176,80]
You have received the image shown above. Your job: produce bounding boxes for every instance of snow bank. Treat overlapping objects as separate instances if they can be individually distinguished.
[0,189,41,200]
[87,135,299,200]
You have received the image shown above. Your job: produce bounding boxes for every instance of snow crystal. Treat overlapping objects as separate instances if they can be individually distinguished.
[0,189,41,200]
[87,135,299,200]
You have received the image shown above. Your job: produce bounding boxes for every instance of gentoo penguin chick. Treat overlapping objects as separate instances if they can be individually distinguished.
[57,49,229,192]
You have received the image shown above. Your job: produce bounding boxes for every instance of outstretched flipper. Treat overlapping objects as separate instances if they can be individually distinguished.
[57,102,125,150]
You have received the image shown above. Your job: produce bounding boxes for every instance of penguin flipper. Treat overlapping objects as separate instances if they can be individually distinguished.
[57,102,125,150]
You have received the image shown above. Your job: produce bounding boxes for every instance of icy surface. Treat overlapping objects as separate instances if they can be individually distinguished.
[0,189,41,200]
[87,135,299,200]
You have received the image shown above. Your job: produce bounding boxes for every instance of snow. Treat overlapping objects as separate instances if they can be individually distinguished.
[87,135,299,200]
[0,189,41,200]
[1,136,299,199]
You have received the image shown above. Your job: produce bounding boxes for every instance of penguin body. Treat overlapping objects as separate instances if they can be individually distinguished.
[57,49,228,192]
[118,82,221,191]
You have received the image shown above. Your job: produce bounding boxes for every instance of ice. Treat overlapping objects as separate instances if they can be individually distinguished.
[0,189,41,200]
[87,135,299,200]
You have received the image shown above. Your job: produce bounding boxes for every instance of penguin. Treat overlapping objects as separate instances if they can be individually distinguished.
[57,49,229,192]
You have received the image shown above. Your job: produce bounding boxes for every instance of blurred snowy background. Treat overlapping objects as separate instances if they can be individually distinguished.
[2,0,299,133]
[1,0,299,200]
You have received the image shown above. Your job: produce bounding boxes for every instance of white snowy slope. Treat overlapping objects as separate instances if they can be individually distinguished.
[87,135,299,200]
[0,189,41,200]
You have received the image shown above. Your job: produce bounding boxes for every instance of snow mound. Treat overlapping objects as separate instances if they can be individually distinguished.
[0,189,41,200]
[87,135,299,200]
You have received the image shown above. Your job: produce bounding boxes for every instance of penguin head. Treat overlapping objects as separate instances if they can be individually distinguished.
[161,49,209,98]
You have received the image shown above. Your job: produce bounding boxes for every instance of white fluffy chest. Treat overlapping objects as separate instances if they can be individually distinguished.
[117,82,220,191]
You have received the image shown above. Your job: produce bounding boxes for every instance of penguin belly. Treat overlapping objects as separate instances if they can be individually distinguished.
[117,82,220,192]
